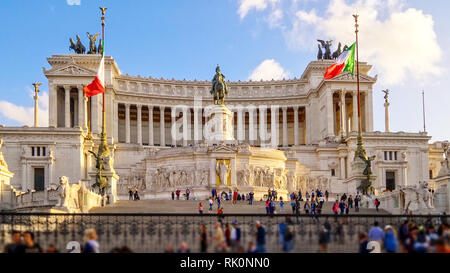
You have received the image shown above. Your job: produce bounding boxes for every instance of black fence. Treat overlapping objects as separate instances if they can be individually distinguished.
[1,213,448,253]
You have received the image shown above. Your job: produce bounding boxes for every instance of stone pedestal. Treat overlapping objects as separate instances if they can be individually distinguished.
[345,156,377,198]
[89,170,119,204]
[203,104,234,143]
[434,175,450,213]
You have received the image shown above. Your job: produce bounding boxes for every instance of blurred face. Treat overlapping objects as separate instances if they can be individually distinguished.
[23,233,33,246]
[12,233,21,244]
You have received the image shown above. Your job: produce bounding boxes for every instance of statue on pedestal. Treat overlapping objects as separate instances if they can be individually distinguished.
[210,65,228,105]
[357,154,376,196]
[86,32,100,54]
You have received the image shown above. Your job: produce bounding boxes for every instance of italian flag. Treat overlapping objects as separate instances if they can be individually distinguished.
[324,42,356,79]
[83,51,105,97]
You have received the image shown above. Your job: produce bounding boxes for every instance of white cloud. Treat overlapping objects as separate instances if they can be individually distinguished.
[0,91,49,127]
[238,0,279,19]
[66,0,81,6]
[249,59,290,81]
[242,0,443,85]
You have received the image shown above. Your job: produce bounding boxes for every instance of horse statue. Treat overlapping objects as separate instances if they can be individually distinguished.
[317,39,333,60]
[69,35,86,54]
[210,65,228,105]
[332,42,342,59]
[75,35,86,54]
[317,44,323,60]
[86,32,100,54]
[69,38,78,53]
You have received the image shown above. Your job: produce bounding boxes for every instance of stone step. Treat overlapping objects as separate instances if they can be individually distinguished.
[90,199,389,214]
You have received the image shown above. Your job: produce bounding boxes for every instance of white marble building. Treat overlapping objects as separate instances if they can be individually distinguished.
[0,54,447,202]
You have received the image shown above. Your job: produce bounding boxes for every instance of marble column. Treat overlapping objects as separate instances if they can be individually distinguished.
[210,158,217,186]
[33,89,39,127]
[367,90,374,132]
[64,86,71,128]
[182,107,188,146]
[326,91,334,137]
[160,106,166,147]
[148,106,154,146]
[194,107,199,143]
[77,87,84,128]
[113,102,119,142]
[384,101,390,132]
[259,106,268,144]
[293,106,299,146]
[352,91,358,132]
[340,90,347,136]
[305,105,310,144]
[282,106,288,147]
[125,103,130,143]
[171,106,176,147]
[340,156,346,179]
[21,161,27,191]
[271,106,279,148]
[84,96,88,131]
[249,107,255,145]
[137,104,142,145]
[48,84,57,127]
[237,107,244,141]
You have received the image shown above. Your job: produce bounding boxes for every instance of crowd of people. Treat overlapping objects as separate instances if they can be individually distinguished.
[128,187,140,201]
[358,219,450,253]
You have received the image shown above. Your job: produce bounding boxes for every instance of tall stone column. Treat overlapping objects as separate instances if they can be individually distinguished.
[84,95,88,130]
[352,91,358,132]
[182,107,188,146]
[237,107,244,142]
[113,102,119,142]
[148,106,154,146]
[384,101,390,132]
[160,106,166,147]
[249,107,255,145]
[259,106,268,144]
[271,106,279,148]
[340,156,346,179]
[367,90,374,132]
[171,106,177,147]
[125,103,130,143]
[77,87,84,128]
[340,90,347,136]
[282,106,287,147]
[293,106,299,146]
[326,91,334,138]
[49,84,57,127]
[137,104,142,145]
[305,104,310,144]
[21,161,27,191]
[194,107,199,143]
[64,86,71,128]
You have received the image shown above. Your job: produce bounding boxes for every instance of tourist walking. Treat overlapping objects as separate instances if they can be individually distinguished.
[249,191,254,205]
[374,198,381,212]
[176,189,180,200]
[384,225,398,253]
[186,188,190,200]
[265,200,270,215]
[339,200,346,214]
[279,197,284,212]
[255,221,266,253]
[128,188,133,200]
[355,195,360,212]
[82,229,100,253]
[304,199,310,214]
[230,221,241,252]
[198,202,203,215]
[291,198,296,214]
[213,222,224,252]
[368,221,385,243]
[209,197,213,213]
[199,225,208,253]
[171,191,175,200]
[325,190,329,202]
[332,200,339,216]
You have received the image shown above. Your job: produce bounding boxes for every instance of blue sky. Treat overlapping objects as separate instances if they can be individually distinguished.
[0,0,449,142]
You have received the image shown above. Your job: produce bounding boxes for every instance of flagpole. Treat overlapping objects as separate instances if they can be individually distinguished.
[353,14,366,160]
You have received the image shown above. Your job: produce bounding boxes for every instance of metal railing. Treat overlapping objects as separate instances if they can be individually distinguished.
[1,213,448,253]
